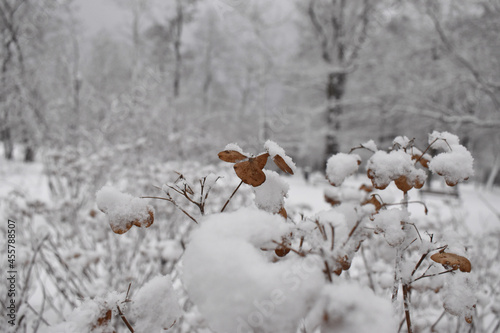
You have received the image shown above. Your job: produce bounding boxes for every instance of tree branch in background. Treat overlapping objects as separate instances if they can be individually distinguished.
[425,4,500,110]
[308,0,331,63]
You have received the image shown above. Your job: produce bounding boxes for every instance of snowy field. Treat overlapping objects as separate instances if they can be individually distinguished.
[1,141,500,332]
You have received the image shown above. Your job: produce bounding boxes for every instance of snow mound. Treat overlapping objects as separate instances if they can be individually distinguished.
[326,153,361,186]
[429,131,460,152]
[224,142,245,154]
[130,275,181,332]
[361,139,378,152]
[182,207,324,333]
[264,140,297,174]
[367,150,426,190]
[306,282,397,333]
[429,145,474,186]
[96,186,154,234]
[253,170,289,214]
[372,209,410,247]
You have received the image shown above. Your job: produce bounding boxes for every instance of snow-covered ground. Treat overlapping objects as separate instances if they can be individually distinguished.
[2,156,500,332]
[286,172,500,234]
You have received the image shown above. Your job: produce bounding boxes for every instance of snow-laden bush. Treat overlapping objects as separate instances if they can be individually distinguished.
[21,133,488,333]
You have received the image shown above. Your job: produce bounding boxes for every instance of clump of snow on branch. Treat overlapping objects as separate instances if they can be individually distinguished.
[253,170,289,214]
[96,186,154,234]
[428,131,460,152]
[224,142,245,154]
[442,274,477,323]
[264,140,297,174]
[393,135,412,148]
[130,275,181,332]
[326,153,361,186]
[429,144,474,186]
[182,207,324,333]
[367,150,427,189]
[371,209,410,247]
[203,172,219,191]
[49,292,124,333]
[361,139,378,151]
[305,282,397,332]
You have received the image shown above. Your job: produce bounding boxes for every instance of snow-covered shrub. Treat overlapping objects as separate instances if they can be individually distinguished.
[25,134,484,333]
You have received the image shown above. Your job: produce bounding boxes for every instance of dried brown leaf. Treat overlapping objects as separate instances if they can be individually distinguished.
[430,252,471,272]
[362,195,382,212]
[395,175,413,192]
[278,206,287,219]
[233,154,269,187]
[110,206,154,234]
[273,155,294,175]
[359,184,373,193]
[218,150,247,163]
[324,194,341,207]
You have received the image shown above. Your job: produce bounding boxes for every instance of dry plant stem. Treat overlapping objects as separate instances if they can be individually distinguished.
[343,219,361,247]
[411,251,430,277]
[330,224,335,251]
[430,310,446,332]
[117,305,135,333]
[361,246,375,292]
[349,145,376,154]
[403,284,413,333]
[314,220,328,241]
[401,191,413,333]
[391,249,402,302]
[412,268,455,283]
[383,201,428,215]
[221,180,243,212]
[324,261,333,283]
[414,138,438,166]
[271,240,305,257]
[18,235,50,322]
[141,196,198,223]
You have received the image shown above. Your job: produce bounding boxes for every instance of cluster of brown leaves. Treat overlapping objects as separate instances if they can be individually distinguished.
[218,147,294,187]
[100,206,155,235]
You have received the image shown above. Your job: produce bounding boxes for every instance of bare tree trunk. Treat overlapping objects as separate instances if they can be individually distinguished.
[307,0,371,165]
[173,0,183,98]
[325,72,347,158]
[486,155,499,189]
[1,127,14,160]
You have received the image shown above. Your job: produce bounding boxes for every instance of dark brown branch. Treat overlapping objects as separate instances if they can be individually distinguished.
[117,305,135,333]
[221,180,243,212]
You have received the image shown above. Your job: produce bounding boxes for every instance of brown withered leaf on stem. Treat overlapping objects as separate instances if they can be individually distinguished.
[412,154,430,168]
[278,206,287,219]
[233,153,269,187]
[132,208,154,228]
[218,150,247,163]
[430,252,471,272]
[109,206,155,235]
[395,175,413,192]
[359,184,373,193]
[324,194,341,207]
[273,155,294,175]
[362,195,382,212]
[91,309,113,332]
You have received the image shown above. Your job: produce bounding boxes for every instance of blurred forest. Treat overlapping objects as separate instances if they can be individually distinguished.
[1,0,499,183]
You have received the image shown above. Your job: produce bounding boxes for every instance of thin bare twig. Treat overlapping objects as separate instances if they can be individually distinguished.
[221,180,243,212]
[117,305,135,333]
[412,268,455,283]
[272,240,305,257]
